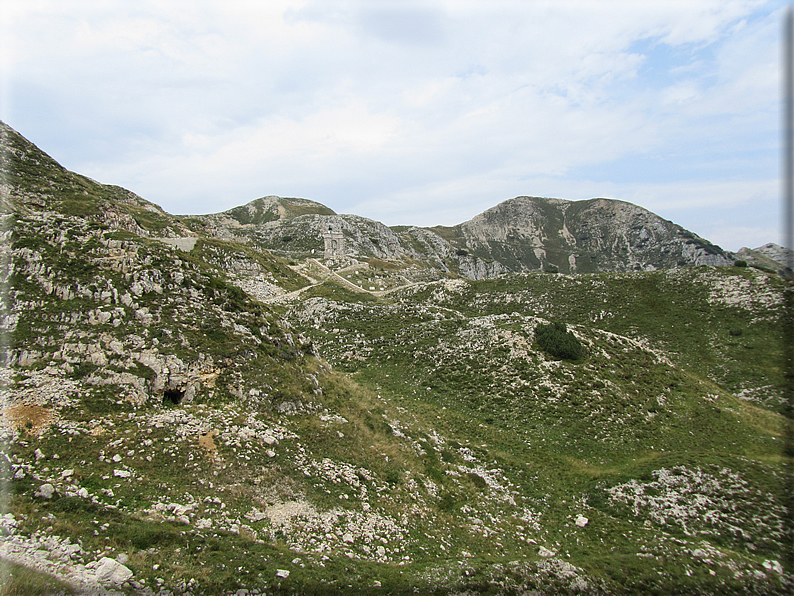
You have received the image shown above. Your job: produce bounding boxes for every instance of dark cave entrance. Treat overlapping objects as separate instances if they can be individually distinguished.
[163,389,185,405]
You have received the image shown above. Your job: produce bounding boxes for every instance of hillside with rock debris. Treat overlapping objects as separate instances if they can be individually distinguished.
[736,242,793,275]
[0,120,791,595]
[441,195,733,273]
[189,194,733,279]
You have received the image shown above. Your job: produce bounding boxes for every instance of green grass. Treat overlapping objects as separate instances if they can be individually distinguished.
[279,265,790,587]
[396,268,786,413]
[0,558,75,595]
[126,206,173,231]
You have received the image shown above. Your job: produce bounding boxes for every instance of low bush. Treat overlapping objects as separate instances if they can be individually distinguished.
[535,321,583,360]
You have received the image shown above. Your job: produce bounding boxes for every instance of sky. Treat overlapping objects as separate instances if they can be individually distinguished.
[0,0,787,251]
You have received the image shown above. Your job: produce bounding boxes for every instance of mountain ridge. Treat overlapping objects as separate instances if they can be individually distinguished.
[189,193,735,277]
[0,119,751,278]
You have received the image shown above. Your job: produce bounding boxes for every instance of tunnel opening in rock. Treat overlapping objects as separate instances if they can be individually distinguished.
[163,389,185,405]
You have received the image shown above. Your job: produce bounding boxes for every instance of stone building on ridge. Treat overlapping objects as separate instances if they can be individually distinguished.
[323,227,345,259]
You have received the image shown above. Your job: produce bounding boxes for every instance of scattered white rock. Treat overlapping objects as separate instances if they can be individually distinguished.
[113,469,131,478]
[763,560,783,574]
[34,483,55,499]
[276,569,290,578]
[538,546,556,558]
[574,515,588,528]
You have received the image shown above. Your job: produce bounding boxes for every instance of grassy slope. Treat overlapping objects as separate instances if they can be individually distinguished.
[2,122,791,594]
[285,270,792,593]
[3,210,615,594]
[2,122,174,234]
[10,205,790,594]
[438,268,786,411]
[0,557,75,595]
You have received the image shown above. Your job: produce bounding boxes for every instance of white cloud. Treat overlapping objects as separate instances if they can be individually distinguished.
[2,0,785,250]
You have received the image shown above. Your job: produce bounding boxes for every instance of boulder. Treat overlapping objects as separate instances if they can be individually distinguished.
[34,483,55,499]
[538,546,556,558]
[763,560,783,574]
[94,556,133,584]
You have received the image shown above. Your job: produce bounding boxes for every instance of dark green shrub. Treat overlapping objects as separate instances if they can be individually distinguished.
[466,472,488,490]
[734,260,748,267]
[426,466,445,483]
[438,493,459,511]
[68,362,98,379]
[50,496,99,514]
[116,520,179,549]
[385,470,400,485]
[535,321,583,360]
[456,249,468,256]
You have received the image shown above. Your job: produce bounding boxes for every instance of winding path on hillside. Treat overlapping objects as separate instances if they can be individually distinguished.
[262,259,423,303]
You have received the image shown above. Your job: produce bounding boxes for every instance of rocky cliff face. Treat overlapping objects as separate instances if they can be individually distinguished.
[449,196,732,273]
[194,194,731,279]
[736,243,793,274]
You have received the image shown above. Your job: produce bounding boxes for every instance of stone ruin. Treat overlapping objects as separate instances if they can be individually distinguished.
[323,227,345,259]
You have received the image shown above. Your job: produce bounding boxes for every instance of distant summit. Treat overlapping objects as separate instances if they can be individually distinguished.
[431,196,732,273]
[191,194,734,277]
[735,243,792,274]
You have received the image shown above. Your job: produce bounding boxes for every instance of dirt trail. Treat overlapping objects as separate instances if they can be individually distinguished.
[264,259,415,303]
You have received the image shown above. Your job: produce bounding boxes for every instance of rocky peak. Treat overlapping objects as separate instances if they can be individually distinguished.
[451,196,733,273]
[735,242,793,274]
